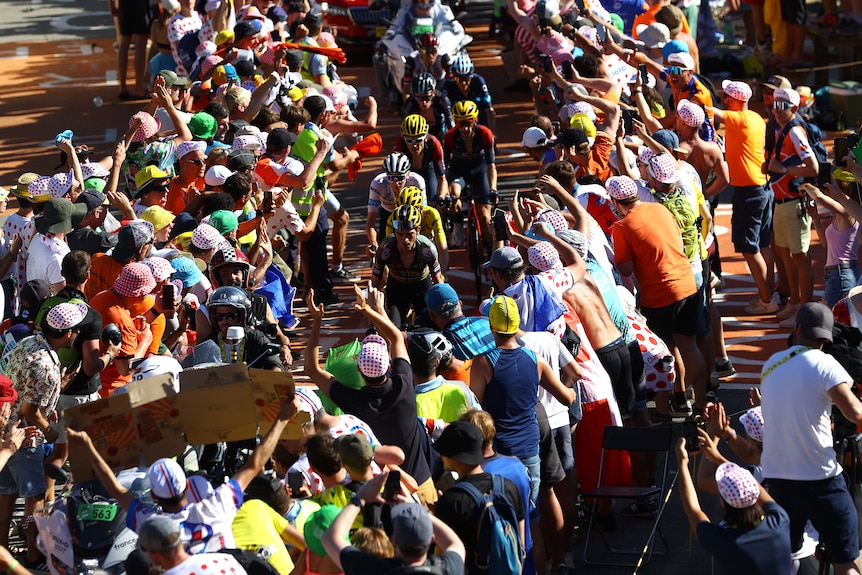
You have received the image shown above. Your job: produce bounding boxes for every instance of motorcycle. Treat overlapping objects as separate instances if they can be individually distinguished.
[35,470,149,575]
[373,0,472,108]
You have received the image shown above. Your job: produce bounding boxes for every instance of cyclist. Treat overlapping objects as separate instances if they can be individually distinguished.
[394,114,448,202]
[443,100,497,247]
[403,73,454,143]
[372,205,444,329]
[442,54,496,132]
[365,152,426,258]
[402,33,451,96]
[385,186,450,271]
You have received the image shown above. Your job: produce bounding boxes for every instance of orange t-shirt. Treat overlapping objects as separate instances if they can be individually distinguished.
[165,176,205,215]
[90,290,149,396]
[722,109,768,187]
[85,254,127,301]
[671,77,714,124]
[575,133,614,183]
[632,4,691,40]
[612,202,696,308]
[442,359,473,386]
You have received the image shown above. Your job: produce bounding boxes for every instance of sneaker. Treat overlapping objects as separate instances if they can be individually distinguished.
[669,399,693,417]
[620,498,655,518]
[777,302,801,320]
[715,358,736,378]
[574,502,592,523]
[778,315,798,329]
[744,298,779,315]
[332,267,361,283]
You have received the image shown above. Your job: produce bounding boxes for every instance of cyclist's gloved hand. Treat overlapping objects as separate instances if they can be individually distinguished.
[489,189,501,205]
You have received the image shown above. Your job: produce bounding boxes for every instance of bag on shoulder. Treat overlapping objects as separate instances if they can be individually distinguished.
[769,117,830,184]
[217,548,281,575]
[450,475,524,575]
[386,554,447,575]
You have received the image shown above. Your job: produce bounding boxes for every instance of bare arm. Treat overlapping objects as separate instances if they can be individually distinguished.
[232,397,301,490]
[675,439,709,530]
[66,428,136,509]
[469,354,491,404]
[353,284,407,359]
[152,78,192,145]
[538,356,576,405]
[302,291,337,396]
[829,382,862,424]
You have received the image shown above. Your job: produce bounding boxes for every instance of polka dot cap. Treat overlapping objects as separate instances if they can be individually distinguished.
[579,26,602,51]
[739,406,764,443]
[362,334,388,348]
[47,172,73,199]
[196,40,217,59]
[258,42,279,66]
[81,163,110,179]
[606,175,638,200]
[130,112,161,143]
[571,101,597,123]
[201,54,222,77]
[637,145,656,165]
[528,241,563,272]
[715,462,759,509]
[29,176,51,201]
[648,153,679,184]
[358,341,389,379]
[177,140,207,159]
[232,134,262,151]
[114,262,157,298]
[676,99,705,128]
[143,257,174,283]
[191,223,222,250]
[721,79,752,103]
[241,80,259,94]
[536,209,568,231]
[46,302,89,331]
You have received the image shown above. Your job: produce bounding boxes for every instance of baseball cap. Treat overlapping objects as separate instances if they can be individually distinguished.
[138,515,183,553]
[234,19,263,41]
[177,140,207,160]
[536,208,568,231]
[488,295,520,335]
[334,433,374,469]
[606,175,639,200]
[667,52,694,71]
[715,462,759,509]
[140,206,176,233]
[676,99,705,128]
[191,223,223,250]
[528,241,562,272]
[432,421,485,466]
[358,334,390,379]
[147,458,187,499]
[114,220,155,262]
[635,22,670,49]
[521,127,550,149]
[75,190,108,213]
[391,503,434,548]
[186,475,215,503]
[424,283,459,316]
[34,198,87,235]
[652,129,685,154]
[114,262,157,298]
[304,505,341,557]
[483,246,523,270]
[268,128,298,152]
[205,165,236,187]
[227,149,256,171]
[763,75,792,90]
[556,128,589,149]
[17,279,50,322]
[722,79,752,102]
[0,376,18,404]
[159,70,189,88]
[81,162,110,180]
[740,406,764,442]
[661,38,688,60]
[648,153,680,184]
[773,87,800,107]
[134,165,171,198]
[209,210,239,234]
[143,257,175,283]
[45,302,89,331]
[556,228,588,258]
[795,302,833,342]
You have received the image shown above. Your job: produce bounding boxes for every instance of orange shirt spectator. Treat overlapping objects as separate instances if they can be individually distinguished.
[722,109,768,188]
[632,2,690,39]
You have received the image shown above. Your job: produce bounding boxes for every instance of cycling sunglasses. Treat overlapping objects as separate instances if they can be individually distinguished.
[455,73,472,80]
[665,66,686,76]
[393,220,418,231]
[457,120,476,127]
[387,174,407,182]
[415,94,433,102]
[773,100,795,110]
[404,136,426,144]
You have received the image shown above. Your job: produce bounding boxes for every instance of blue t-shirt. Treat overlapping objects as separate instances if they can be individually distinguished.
[484,453,536,575]
[443,315,496,361]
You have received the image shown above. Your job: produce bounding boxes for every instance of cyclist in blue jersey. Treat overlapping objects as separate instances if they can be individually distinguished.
[442,54,496,132]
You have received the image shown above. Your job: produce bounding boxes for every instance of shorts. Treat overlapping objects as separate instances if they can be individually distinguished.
[824,262,860,308]
[768,475,859,564]
[772,200,811,254]
[779,0,806,24]
[118,0,152,36]
[595,336,636,419]
[56,391,102,444]
[626,339,648,410]
[731,185,772,254]
[324,190,341,214]
[0,447,46,498]
[696,261,711,340]
[640,292,700,345]
[537,404,566,488]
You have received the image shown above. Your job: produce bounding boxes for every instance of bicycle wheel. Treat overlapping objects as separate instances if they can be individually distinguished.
[466,200,483,302]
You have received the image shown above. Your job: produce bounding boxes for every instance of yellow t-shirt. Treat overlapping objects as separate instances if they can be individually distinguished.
[231,499,295,575]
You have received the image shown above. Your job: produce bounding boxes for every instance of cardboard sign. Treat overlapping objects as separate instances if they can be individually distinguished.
[126,374,186,465]
[175,383,259,444]
[65,394,140,482]
[249,369,310,439]
[179,363,250,391]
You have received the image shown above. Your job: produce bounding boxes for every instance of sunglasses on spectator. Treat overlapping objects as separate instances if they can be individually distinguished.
[150,184,170,193]
[773,100,795,110]
[184,158,206,166]
[214,312,240,322]
[665,66,686,76]
[404,136,426,144]
[416,94,433,102]
[74,144,90,155]
[387,174,407,182]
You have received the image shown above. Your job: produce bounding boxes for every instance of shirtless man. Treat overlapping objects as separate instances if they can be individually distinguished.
[675,99,729,200]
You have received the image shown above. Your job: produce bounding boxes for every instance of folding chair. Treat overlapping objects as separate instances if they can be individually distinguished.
[582,425,674,567]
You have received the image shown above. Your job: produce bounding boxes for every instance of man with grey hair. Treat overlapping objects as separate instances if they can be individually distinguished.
[423,282,495,360]
[137,515,248,575]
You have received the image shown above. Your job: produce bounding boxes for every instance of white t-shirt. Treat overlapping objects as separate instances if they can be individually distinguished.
[26,233,69,285]
[761,346,851,481]
[520,331,574,429]
[164,552,247,575]
[129,479,243,554]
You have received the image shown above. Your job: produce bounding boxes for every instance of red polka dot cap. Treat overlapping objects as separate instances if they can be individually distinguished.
[47,172,73,199]
[114,262,157,298]
[528,241,562,272]
[739,406,764,443]
[177,140,207,159]
[606,175,638,201]
[130,112,161,143]
[28,176,52,202]
[721,79,752,103]
[676,99,704,128]
[45,302,89,331]
[81,163,110,180]
[637,145,656,166]
[715,462,760,509]
[358,335,390,379]
[536,209,568,232]
[143,257,175,283]
[191,223,223,250]
[232,134,263,151]
[648,153,679,185]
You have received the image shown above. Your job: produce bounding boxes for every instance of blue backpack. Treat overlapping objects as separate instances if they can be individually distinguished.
[450,475,524,575]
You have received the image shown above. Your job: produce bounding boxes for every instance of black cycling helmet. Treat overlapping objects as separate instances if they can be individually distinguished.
[392,204,422,231]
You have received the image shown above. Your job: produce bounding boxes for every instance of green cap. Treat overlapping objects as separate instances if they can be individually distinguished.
[83,177,106,192]
[209,209,239,234]
[303,505,343,557]
[188,112,218,140]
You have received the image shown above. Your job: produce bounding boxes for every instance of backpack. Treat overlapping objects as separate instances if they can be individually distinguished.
[176,30,201,75]
[652,186,701,263]
[386,555,447,575]
[769,117,830,184]
[449,475,524,575]
[217,548,281,575]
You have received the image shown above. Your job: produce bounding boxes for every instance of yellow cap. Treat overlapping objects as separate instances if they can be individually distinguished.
[834,169,857,183]
[488,296,520,335]
[215,30,235,47]
[569,113,597,139]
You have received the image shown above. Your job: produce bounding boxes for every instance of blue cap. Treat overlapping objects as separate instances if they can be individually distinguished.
[425,283,459,315]
[170,256,203,288]
[652,129,681,152]
[661,39,688,60]
[223,64,240,83]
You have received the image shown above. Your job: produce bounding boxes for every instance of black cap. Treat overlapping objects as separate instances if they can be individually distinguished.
[303,10,323,25]
[433,421,484,466]
[557,128,588,148]
[234,59,257,78]
[227,149,256,171]
[284,50,304,71]
[267,128,298,152]
[168,212,199,241]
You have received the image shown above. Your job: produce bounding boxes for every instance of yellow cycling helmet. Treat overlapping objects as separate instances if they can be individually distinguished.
[401,114,429,138]
[397,186,424,208]
[392,204,422,230]
[452,100,479,121]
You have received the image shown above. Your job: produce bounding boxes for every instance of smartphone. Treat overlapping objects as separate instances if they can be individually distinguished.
[561,59,574,81]
[835,137,849,168]
[382,470,401,501]
[683,421,700,452]
[539,54,553,73]
[638,63,648,86]
[596,23,607,43]
[574,0,586,13]
[263,190,274,214]
[551,121,561,136]
[287,471,304,496]
[162,283,175,308]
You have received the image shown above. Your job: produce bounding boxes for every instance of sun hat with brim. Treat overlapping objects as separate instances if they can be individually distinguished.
[45,302,89,331]
[11,172,40,198]
[304,505,342,557]
[0,187,9,202]
[130,112,161,143]
[170,256,203,288]
[140,206,176,233]
[35,198,87,235]
[83,178,107,193]
[134,166,171,199]
[114,262,157,298]
[636,22,670,49]
[715,462,759,509]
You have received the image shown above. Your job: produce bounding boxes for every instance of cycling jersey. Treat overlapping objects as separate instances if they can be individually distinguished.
[394,135,446,199]
[385,205,446,243]
[372,234,441,284]
[402,94,455,142]
[367,172,427,213]
[402,52,450,93]
[443,124,495,167]
[442,73,494,127]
